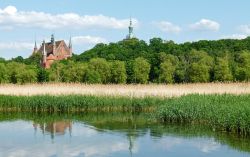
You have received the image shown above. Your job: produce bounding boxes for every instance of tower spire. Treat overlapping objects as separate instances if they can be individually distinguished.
[33,40,38,54]
[126,17,134,39]
[69,36,72,57]
[42,40,47,68]
[51,34,56,54]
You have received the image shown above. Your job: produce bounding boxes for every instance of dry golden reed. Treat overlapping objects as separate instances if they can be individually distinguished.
[0,82,250,97]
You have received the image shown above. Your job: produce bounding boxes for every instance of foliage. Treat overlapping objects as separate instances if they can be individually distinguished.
[132,57,151,84]
[1,94,250,135]
[159,54,178,83]
[85,58,111,84]
[110,60,127,84]
[214,57,233,81]
[235,51,250,81]
[2,38,250,84]
[0,63,8,83]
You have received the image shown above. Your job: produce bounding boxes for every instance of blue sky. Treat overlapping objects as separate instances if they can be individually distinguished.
[0,0,250,59]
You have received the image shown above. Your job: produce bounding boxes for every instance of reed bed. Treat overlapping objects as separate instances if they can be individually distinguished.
[0,95,159,112]
[156,94,250,135]
[0,82,250,97]
[0,94,250,135]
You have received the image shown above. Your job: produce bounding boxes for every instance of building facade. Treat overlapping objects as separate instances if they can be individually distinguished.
[32,34,72,68]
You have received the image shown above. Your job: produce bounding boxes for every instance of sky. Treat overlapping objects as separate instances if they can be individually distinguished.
[0,0,250,59]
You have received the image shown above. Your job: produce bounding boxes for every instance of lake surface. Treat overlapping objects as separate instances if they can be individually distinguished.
[0,112,250,157]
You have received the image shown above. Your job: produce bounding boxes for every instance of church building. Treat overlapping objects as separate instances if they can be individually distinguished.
[32,34,72,69]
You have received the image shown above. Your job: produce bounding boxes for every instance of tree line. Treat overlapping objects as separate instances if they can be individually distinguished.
[1,37,250,84]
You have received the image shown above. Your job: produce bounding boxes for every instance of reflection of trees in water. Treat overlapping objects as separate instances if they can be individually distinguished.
[1,112,250,154]
[33,121,72,139]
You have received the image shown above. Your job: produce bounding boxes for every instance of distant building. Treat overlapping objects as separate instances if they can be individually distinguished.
[32,34,72,68]
[126,18,135,39]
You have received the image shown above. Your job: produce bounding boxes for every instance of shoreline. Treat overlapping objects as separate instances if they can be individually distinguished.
[0,94,250,135]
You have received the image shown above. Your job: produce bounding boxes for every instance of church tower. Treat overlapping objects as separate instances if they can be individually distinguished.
[32,40,38,54]
[68,36,72,57]
[126,17,134,39]
[51,34,56,55]
[42,40,47,67]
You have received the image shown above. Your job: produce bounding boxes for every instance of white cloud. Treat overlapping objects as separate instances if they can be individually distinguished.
[190,19,220,31]
[221,34,247,40]
[72,36,108,45]
[0,42,33,51]
[238,25,250,34]
[0,6,138,30]
[154,21,181,34]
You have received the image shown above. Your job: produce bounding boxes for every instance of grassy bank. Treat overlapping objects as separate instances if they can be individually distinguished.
[0,94,250,135]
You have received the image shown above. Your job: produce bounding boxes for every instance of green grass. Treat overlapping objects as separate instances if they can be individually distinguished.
[0,94,250,135]
[155,94,250,135]
[0,95,160,112]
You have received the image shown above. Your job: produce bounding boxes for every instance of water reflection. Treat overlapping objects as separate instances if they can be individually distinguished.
[0,112,250,157]
[33,121,72,138]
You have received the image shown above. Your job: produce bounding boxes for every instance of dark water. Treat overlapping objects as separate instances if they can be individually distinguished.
[0,112,250,157]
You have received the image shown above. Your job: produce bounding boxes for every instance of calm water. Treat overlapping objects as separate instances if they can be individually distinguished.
[0,113,250,157]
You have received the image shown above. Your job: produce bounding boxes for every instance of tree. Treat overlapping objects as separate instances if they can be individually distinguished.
[85,70,102,84]
[110,61,127,84]
[132,57,151,84]
[48,62,65,82]
[6,62,26,84]
[189,63,210,83]
[159,54,178,84]
[174,56,188,83]
[37,68,49,83]
[235,51,250,81]
[63,61,87,83]
[85,58,111,84]
[16,67,37,84]
[0,63,9,83]
[214,57,233,81]
[187,50,213,82]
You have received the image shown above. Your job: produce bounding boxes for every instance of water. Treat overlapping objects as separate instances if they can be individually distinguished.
[0,112,250,157]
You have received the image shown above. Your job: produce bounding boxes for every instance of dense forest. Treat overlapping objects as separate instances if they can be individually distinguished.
[1,37,250,84]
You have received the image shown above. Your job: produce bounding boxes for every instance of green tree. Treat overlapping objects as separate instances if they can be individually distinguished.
[214,57,233,81]
[48,62,65,82]
[37,68,49,83]
[6,62,26,84]
[16,66,37,84]
[85,70,102,84]
[235,51,250,81]
[85,58,111,84]
[132,57,151,84]
[189,63,210,83]
[188,50,213,83]
[159,54,178,83]
[0,63,9,83]
[63,61,87,83]
[110,61,127,84]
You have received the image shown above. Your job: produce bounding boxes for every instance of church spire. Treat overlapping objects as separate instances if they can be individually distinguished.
[33,40,38,53]
[69,36,72,57]
[42,40,47,67]
[51,34,55,44]
[51,34,56,54]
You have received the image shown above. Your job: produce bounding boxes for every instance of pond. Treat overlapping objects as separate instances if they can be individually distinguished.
[0,112,250,157]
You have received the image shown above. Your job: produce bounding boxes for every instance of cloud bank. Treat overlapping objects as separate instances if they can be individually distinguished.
[0,6,138,30]
[190,19,220,31]
[154,21,181,34]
